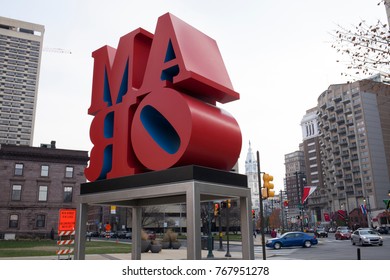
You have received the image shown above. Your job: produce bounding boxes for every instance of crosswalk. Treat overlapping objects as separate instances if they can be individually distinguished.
[254,246,299,257]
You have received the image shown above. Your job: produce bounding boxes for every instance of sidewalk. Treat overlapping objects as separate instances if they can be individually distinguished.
[0,236,267,261]
[0,248,244,261]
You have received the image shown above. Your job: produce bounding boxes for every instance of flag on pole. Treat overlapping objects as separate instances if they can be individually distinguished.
[360,204,367,215]
[301,186,317,204]
[337,210,346,219]
[324,213,330,222]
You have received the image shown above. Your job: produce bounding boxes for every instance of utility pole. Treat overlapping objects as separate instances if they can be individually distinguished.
[256,151,266,260]
[207,202,214,258]
[295,171,304,232]
[280,190,285,232]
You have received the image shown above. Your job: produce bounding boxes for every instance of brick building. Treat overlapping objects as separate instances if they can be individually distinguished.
[0,143,89,239]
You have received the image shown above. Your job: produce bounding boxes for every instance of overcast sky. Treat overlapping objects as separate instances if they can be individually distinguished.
[2,0,387,191]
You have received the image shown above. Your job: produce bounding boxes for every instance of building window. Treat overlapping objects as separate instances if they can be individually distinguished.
[14,163,23,176]
[64,186,73,203]
[9,214,19,228]
[11,185,22,201]
[41,165,49,177]
[35,214,45,228]
[38,186,48,201]
[65,166,74,178]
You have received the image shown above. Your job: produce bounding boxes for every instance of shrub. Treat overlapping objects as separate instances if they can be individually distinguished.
[163,229,178,242]
[141,229,149,241]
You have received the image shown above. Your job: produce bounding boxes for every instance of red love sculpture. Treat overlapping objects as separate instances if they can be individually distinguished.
[85,13,242,182]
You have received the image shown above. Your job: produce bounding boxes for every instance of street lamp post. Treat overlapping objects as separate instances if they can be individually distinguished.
[385,190,390,227]
[207,201,214,258]
[345,193,350,228]
[224,204,231,258]
[217,213,224,251]
[294,171,305,232]
[341,203,348,226]
[363,198,371,228]
[280,190,285,233]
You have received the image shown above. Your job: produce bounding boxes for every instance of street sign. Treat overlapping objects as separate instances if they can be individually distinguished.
[58,209,76,231]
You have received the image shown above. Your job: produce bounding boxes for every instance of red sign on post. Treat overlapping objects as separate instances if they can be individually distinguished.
[58,209,76,232]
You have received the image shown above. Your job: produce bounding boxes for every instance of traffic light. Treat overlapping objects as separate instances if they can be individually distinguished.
[263,173,275,198]
[227,199,231,208]
[252,209,255,219]
[214,203,220,216]
[261,188,268,198]
[221,201,227,208]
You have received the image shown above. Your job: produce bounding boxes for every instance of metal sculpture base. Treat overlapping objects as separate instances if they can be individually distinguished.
[74,165,254,260]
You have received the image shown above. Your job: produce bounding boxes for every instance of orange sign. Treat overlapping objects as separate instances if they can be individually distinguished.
[58,209,76,231]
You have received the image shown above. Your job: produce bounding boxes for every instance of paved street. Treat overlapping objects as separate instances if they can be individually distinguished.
[84,233,390,260]
[261,233,390,260]
[1,233,389,260]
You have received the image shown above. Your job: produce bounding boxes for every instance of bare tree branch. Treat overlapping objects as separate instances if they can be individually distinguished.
[330,15,390,81]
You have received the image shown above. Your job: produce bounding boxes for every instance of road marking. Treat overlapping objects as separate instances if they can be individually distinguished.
[254,246,299,256]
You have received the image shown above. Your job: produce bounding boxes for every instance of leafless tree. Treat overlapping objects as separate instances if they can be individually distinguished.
[330,2,389,81]
[200,202,215,235]
[141,206,166,228]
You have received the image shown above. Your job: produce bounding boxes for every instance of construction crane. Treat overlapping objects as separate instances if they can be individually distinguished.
[43,47,72,54]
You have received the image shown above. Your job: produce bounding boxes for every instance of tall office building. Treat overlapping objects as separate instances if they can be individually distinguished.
[317,79,390,221]
[0,16,44,146]
[284,149,306,221]
[300,108,327,223]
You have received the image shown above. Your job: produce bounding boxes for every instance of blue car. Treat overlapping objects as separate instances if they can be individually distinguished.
[266,231,318,249]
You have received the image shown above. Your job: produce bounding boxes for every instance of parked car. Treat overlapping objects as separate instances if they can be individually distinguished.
[351,229,383,246]
[377,226,389,234]
[336,226,350,231]
[99,231,115,238]
[315,227,328,238]
[335,228,351,240]
[146,230,156,240]
[117,231,132,239]
[328,227,336,233]
[356,227,381,235]
[266,231,318,249]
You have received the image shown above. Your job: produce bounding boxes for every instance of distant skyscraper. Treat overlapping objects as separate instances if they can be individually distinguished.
[0,16,44,146]
[245,142,259,211]
[284,149,306,213]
